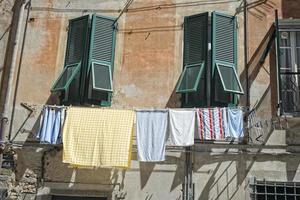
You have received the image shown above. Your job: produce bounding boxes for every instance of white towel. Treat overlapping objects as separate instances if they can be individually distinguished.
[169,109,195,146]
[136,110,168,162]
[227,108,244,139]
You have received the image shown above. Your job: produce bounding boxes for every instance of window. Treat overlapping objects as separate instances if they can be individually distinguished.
[91,62,113,92]
[215,63,244,94]
[51,14,116,106]
[176,62,205,93]
[250,179,300,200]
[51,62,81,92]
[176,12,243,108]
[276,20,300,115]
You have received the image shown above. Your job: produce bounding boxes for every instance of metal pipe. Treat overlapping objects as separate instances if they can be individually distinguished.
[244,0,249,108]
[0,0,26,141]
[275,10,282,115]
[8,0,31,141]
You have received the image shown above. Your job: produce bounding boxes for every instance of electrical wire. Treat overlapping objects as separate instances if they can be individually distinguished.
[113,0,134,25]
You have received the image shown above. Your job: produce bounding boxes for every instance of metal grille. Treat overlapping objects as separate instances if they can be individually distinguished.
[280,73,300,114]
[65,16,88,65]
[250,179,300,200]
[214,14,235,64]
[278,30,300,115]
[91,16,114,63]
[184,13,208,66]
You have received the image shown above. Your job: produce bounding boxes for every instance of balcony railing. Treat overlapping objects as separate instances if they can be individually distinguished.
[280,72,300,115]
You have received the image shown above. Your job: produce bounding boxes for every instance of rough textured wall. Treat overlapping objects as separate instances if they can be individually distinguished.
[0,0,14,88]
[2,0,300,200]
[247,0,281,119]
[247,0,300,118]
[247,0,300,147]
[113,0,245,108]
[8,0,126,142]
[113,0,178,108]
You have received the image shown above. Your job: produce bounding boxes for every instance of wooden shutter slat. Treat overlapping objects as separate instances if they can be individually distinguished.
[184,12,208,66]
[65,16,89,66]
[90,16,115,64]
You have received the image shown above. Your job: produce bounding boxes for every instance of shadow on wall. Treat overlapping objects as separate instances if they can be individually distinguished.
[195,126,300,200]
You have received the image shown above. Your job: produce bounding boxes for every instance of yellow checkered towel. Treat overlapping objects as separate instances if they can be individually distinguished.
[62,107,134,168]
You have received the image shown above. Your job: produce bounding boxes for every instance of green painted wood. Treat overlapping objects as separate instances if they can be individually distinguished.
[86,14,116,105]
[63,15,89,104]
[64,15,89,66]
[51,15,89,98]
[212,12,239,106]
[51,62,81,92]
[182,12,208,107]
[89,14,116,72]
[176,62,205,93]
[184,12,208,66]
[212,12,236,77]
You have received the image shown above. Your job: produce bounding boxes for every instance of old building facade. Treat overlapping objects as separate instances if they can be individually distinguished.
[0,0,300,199]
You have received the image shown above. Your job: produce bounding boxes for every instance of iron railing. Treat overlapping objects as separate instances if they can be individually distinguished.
[280,72,300,115]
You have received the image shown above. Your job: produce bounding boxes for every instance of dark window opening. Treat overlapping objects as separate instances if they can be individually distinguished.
[278,29,300,115]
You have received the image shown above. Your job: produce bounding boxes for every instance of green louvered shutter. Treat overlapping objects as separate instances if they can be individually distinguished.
[212,12,242,105]
[87,14,116,105]
[65,15,89,66]
[51,15,89,98]
[178,12,208,107]
[184,12,208,66]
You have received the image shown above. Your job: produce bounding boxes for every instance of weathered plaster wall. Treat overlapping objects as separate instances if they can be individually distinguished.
[247,0,300,118]
[0,0,14,89]
[113,0,245,108]
[1,0,300,200]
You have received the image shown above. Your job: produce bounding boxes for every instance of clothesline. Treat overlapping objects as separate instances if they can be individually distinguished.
[33,106,245,168]
[25,103,249,112]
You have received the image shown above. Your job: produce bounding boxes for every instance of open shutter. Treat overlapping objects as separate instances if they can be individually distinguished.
[89,15,116,92]
[212,12,243,105]
[51,15,89,93]
[176,12,208,105]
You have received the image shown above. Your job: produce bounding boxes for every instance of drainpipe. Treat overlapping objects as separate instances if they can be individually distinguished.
[243,0,250,144]
[8,0,31,141]
[244,0,249,108]
[0,0,26,141]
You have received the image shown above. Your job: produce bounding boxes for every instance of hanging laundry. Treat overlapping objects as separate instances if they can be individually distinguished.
[196,108,227,140]
[168,109,195,146]
[37,106,66,144]
[63,107,135,168]
[136,110,168,162]
[227,107,244,139]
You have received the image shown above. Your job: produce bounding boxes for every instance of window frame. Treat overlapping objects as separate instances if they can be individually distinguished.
[276,19,300,115]
[51,62,81,92]
[176,62,205,93]
[215,62,244,95]
[91,61,113,92]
